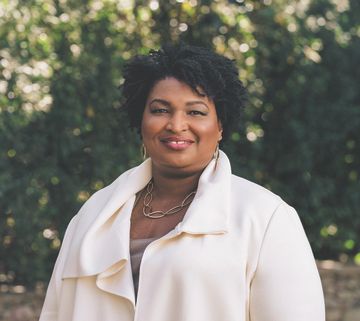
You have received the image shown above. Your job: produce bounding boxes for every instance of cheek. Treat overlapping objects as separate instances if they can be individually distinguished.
[197,122,222,142]
[141,116,168,146]
[141,116,158,137]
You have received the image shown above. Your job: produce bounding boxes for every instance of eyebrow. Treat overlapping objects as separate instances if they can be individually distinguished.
[149,98,209,109]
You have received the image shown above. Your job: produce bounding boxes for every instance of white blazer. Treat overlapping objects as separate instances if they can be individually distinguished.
[39,151,325,321]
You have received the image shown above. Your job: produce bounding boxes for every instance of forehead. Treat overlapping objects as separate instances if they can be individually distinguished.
[147,77,209,103]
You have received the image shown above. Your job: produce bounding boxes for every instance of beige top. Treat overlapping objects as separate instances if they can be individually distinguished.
[130,237,158,299]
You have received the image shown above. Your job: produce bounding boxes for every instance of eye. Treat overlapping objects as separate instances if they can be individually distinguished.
[189,110,207,116]
[150,108,169,114]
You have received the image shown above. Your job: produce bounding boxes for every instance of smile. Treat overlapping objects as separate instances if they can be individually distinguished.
[160,137,194,151]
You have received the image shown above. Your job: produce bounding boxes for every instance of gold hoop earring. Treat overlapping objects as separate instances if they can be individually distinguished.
[213,143,220,169]
[141,143,147,160]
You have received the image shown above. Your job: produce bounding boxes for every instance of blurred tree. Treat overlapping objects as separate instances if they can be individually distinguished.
[0,0,359,286]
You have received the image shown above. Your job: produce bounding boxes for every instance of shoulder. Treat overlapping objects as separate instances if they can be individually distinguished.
[56,165,139,248]
[229,174,299,232]
[75,165,138,219]
[230,174,284,211]
[60,158,152,245]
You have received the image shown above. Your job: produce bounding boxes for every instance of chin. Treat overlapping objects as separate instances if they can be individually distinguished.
[159,156,192,169]
[154,154,210,175]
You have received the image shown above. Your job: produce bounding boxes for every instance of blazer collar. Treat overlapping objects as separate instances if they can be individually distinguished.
[177,151,232,235]
[62,151,232,300]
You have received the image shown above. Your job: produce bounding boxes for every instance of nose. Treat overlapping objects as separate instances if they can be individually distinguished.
[165,112,188,132]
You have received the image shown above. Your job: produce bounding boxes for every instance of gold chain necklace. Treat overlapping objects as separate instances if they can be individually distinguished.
[142,180,196,219]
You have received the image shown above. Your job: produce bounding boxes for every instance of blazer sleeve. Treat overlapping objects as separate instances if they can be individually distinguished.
[39,215,79,321]
[249,202,325,321]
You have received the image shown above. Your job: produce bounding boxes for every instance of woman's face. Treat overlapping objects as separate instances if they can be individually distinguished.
[141,77,223,175]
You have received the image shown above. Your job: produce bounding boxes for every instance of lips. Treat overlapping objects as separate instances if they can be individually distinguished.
[160,136,195,151]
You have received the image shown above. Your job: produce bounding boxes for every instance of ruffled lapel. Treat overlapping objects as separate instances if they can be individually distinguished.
[61,158,152,278]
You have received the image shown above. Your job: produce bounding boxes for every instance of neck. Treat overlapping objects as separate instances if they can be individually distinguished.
[151,166,202,200]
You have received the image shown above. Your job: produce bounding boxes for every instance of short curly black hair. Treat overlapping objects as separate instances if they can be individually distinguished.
[121,43,246,142]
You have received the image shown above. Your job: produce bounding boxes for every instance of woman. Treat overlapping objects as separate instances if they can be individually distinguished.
[39,44,325,321]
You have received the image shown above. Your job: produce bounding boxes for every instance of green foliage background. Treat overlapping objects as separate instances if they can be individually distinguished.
[0,0,359,287]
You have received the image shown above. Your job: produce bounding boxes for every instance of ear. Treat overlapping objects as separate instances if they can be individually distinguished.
[218,121,223,141]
